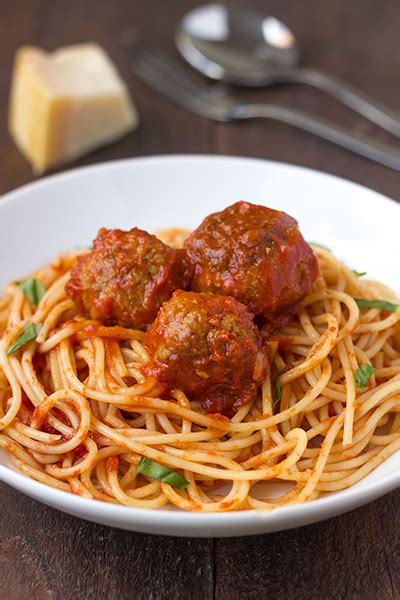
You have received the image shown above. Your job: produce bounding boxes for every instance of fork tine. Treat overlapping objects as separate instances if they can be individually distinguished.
[146,50,211,97]
[135,50,210,99]
[133,53,202,111]
[133,50,232,121]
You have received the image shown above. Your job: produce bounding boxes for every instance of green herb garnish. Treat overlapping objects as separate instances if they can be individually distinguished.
[355,299,398,313]
[16,278,46,306]
[137,456,189,490]
[309,242,331,252]
[6,323,42,355]
[272,367,288,411]
[354,364,376,390]
[353,271,367,278]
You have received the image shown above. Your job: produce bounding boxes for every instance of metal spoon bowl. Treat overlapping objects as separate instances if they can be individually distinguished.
[176,3,400,136]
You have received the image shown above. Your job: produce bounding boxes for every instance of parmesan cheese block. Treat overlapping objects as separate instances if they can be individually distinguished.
[9,43,138,173]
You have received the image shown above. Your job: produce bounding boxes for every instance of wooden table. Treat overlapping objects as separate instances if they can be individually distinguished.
[1,1,400,598]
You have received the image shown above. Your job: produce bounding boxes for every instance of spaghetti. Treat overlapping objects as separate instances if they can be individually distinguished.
[0,240,399,512]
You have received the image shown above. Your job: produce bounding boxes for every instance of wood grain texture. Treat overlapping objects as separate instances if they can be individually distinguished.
[1,1,400,598]
[215,492,400,600]
[0,485,214,600]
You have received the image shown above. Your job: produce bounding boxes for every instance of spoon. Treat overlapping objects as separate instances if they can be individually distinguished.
[176,3,400,137]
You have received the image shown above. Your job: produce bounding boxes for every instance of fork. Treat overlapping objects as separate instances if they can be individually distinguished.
[133,50,400,171]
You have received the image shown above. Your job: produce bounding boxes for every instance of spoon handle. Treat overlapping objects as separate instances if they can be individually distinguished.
[234,103,400,170]
[286,67,400,137]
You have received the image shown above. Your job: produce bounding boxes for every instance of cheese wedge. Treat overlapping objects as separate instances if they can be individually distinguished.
[9,43,138,173]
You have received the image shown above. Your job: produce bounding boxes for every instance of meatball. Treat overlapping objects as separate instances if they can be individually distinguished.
[184,201,318,321]
[143,290,267,415]
[66,228,191,329]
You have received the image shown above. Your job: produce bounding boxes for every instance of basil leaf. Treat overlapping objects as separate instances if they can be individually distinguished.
[6,322,42,355]
[309,242,331,252]
[137,456,189,490]
[16,277,46,306]
[354,364,376,390]
[355,299,398,313]
[353,271,367,278]
[272,367,287,411]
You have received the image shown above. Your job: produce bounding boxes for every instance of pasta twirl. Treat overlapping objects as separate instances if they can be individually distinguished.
[0,245,399,512]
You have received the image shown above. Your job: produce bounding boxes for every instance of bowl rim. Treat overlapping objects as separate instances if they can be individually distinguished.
[1,154,399,535]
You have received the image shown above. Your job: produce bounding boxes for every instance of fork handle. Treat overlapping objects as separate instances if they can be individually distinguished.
[286,67,400,138]
[234,103,400,170]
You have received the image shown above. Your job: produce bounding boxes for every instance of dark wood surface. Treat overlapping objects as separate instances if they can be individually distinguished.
[1,1,400,598]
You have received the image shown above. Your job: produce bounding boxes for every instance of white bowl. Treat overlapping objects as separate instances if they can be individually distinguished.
[1,155,399,537]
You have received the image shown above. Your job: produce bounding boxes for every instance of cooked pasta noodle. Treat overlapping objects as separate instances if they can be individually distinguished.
[0,241,399,512]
